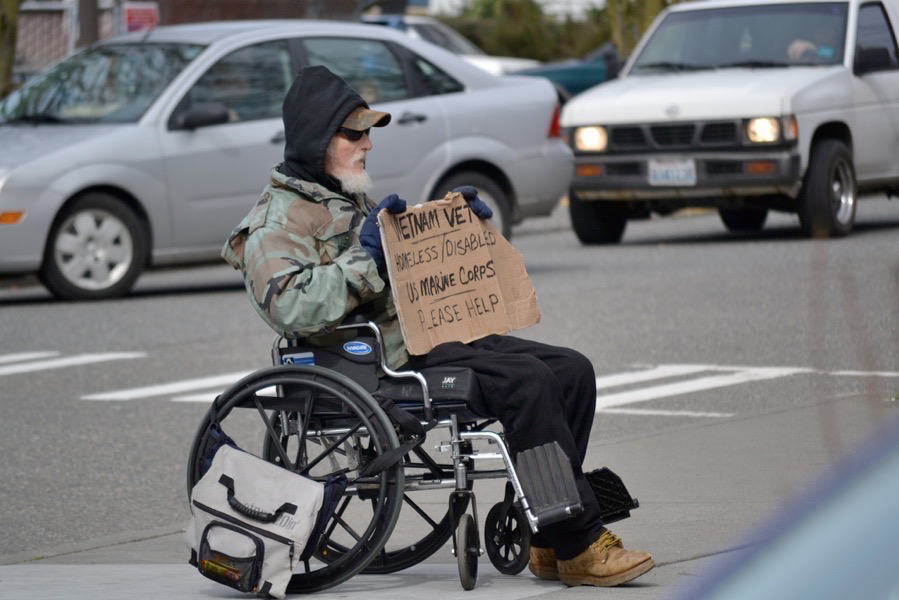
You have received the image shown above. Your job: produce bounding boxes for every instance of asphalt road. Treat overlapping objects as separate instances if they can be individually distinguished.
[1,196,898,595]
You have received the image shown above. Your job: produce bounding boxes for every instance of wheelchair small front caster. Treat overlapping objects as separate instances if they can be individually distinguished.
[455,513,480,590]
[484,501,531,575]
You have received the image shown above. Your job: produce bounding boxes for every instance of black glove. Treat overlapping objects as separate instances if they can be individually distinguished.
[452,185,493,220]
[360,193,406,272]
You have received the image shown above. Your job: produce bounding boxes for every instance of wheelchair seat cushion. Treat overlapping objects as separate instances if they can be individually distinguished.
[375,367,488,422]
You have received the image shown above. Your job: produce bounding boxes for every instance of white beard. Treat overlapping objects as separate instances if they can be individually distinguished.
[327,144,373,196]
[334,169,373,196]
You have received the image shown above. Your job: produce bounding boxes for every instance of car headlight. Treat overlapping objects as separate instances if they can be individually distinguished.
[574,126,609,152]
[746,117,780,143]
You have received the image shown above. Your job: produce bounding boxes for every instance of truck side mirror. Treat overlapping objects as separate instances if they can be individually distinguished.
[854,46,893,75]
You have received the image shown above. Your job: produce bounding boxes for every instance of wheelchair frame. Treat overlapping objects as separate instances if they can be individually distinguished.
[187,320,623,594]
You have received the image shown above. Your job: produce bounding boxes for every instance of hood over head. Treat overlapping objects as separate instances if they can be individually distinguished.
[277,66,390,194]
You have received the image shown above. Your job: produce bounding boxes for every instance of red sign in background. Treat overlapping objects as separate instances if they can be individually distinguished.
[124,2,159,32]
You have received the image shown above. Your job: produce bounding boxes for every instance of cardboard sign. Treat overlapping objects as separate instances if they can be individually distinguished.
[379,192,540,355]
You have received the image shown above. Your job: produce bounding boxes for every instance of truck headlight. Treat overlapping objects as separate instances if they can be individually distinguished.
[746,117,780,143]
[574,126,608,152]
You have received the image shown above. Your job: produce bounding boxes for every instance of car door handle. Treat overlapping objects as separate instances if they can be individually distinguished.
[396,112,428,125]
[270,131,285,144]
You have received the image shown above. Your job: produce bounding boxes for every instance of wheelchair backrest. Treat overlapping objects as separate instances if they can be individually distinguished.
[278,335,380,393]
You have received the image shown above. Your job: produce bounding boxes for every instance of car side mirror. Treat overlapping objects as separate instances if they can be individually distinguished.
[854,46,893,75]
[174,102,231,130]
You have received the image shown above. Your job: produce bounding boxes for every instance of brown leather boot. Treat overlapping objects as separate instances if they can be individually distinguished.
[528,546,559,580]
[557,530,654,587]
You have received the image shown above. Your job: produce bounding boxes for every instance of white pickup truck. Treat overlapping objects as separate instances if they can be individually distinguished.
[561,0,899,243]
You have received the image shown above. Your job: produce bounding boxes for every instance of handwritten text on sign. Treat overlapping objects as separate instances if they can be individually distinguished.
[379,192,539,355]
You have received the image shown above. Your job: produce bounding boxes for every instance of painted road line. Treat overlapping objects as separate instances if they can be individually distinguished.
[829,370,899,378]
[599,407,734,418]
[595,364,711,390]
[82,371,254,401]
[595,366,811,411]
[0,352,145,377]
[172,385,279,403]
[0,351,60,365]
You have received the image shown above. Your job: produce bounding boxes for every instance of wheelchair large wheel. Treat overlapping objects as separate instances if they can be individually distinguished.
[269,425,472,575]
[187,365,404,594]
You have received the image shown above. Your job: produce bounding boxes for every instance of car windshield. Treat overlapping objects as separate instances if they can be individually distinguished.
[409,22,486,56]
[630,2,848,75]
[0,42,204,125]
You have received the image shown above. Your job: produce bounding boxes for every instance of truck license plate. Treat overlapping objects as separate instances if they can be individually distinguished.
[648,158,697,186]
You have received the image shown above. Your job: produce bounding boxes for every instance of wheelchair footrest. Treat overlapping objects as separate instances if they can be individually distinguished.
[586,467,639,524]
[516,442,584,528]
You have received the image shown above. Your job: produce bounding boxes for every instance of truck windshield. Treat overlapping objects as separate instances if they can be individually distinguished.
[0,43,204,125]
[630,2,848,75]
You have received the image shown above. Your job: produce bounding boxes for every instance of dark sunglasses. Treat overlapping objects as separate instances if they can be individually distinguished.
[339,127,370,142]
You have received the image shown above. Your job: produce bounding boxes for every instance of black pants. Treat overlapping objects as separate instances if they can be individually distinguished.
[407,334,605,560]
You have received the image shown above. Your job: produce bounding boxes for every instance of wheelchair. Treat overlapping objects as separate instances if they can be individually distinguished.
[187,320,638,594]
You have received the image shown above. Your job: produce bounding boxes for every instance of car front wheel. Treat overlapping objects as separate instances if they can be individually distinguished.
[39,193,148,300]
[569,193,627,245]
[798,139,856,238]
[719,207,768,232]
[432,172,512,239]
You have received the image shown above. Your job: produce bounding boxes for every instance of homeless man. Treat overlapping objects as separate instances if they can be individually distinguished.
[221,65,654,587]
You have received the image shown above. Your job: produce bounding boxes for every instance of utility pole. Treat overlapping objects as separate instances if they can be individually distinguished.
[0,0,21,98]
[78,0,99,48]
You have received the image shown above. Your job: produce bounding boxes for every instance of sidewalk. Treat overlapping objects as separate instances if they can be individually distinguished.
[2,393,893,599]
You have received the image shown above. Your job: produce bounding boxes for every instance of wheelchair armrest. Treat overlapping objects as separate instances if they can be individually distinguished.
[334,320,435,423]
[269,317,438,423]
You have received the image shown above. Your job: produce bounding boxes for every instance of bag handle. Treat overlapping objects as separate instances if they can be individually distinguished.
[218,475,297,523]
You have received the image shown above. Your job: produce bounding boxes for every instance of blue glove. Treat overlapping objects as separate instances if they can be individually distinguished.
[452,185,493,220]
[360,194,406,273]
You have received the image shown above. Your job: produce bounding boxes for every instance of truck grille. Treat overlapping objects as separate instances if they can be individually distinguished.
[610,127,647,148]
[606,120,741,152]
[650,124,695,146]
[700,122,738,145]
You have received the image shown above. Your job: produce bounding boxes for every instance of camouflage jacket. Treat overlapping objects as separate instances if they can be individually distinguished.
[221,167,409,369]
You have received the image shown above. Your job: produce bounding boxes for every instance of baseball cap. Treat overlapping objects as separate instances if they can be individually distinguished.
[342,106,391,130]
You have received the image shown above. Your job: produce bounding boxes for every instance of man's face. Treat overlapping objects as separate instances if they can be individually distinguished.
[324,130,373,179]
[324,129,373,196]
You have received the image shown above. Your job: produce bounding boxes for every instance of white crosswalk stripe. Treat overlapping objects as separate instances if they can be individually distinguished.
[76,363,820,414]
[0,351,60,365]
[594,364,710,389]
[0,352,146,376]
[594,365,812,412]
[82,372,254,401]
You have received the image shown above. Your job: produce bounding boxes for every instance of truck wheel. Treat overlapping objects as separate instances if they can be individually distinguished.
[569,193,627,244]
[38,193,148,300]
[798,139,856,238]
[433,172,512,239]
[718,207,768,232]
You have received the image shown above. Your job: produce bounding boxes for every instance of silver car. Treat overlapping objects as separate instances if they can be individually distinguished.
[0,20,571,300]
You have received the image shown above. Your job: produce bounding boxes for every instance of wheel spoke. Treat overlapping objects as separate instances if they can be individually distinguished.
[55,231,82,255]
[402,494,440,529]
[90,260,111,284]
[60,255,90,281]
[322,496,352,541]
[331,512,363,542]
[72,213,98,238]
[302,422,362,475]
[104,243,131,264]
[94,217,124,245]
